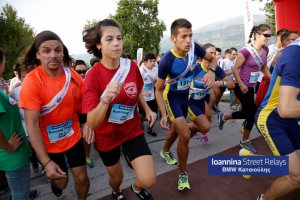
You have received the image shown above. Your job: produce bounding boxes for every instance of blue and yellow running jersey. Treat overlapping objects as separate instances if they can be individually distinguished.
[256,38,300,156]
[158,42,206,94]
[190,63,226,100]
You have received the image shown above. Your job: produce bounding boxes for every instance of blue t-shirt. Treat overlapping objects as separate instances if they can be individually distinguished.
[190,64,226,100]
[260,38,300,113]
[158,42,206,93]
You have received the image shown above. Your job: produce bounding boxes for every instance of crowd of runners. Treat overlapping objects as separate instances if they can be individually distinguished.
[0,17,299,200]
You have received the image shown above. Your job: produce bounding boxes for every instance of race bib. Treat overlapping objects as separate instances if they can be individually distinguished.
[177,76,192,90]
[144,83,153,91]
[193,90,209,100]
[249,71,260,83]
[47,120,74,143]
[108,104,136,124]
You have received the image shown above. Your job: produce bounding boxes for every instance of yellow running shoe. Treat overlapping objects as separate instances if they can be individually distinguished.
[178,172,191,191]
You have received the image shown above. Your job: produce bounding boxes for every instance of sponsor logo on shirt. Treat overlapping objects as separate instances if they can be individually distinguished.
[124,82,137,98]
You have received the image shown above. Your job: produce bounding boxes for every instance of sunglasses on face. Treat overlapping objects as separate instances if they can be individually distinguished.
[75,70,87,74]
[261,33,272,38]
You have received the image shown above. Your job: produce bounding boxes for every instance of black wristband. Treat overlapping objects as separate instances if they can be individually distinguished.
[78,113,87,125]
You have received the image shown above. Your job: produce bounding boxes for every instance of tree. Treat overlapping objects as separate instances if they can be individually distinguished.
[111,0,166,58]
[253,0,275,34]
[0,3,35,79]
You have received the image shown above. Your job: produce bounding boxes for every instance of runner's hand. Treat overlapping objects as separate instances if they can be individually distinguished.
[239,83,248,94]
[202,70,215,88]
[103,81,123,103]
[146,111,157,128]
[160,116,170,130]
[45,161,67,180]
[7,132,23,152]
[82,123,95,144]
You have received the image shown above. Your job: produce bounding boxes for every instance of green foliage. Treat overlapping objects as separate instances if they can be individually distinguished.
[0,4,35,79]
[111,0,166,58]
[253,0,276,34]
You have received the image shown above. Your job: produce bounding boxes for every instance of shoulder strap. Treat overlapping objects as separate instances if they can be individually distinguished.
[244,44,264,68]
[166,42,195,85]
[100,58,131,100]
[40,67,71,116]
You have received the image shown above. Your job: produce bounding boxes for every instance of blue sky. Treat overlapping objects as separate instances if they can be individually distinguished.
[1,0,264,54]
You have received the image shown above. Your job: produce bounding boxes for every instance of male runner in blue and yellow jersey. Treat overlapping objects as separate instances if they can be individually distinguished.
[255,37,300,200]
[155,18,217,191]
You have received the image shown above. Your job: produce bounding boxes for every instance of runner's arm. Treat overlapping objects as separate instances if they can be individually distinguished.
[155,78,168,129]
[24,109,67,179]
[202,52,217,88]
[138,93,157,128]
[278,86,300,118]
[233,53,248,93]
[0,129,22,152]
[87,81,122,128]
[261,62,271,79]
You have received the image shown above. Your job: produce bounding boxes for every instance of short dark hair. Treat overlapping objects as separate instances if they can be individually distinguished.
[90,57,99,66]
[276,28,288,36]
[202,43,215,50]
[12,63,21,71]
[144,53,156,61]
[280,31,291,44]
[75,60,86,67]
[171,18,192,36]
[229,47,238,53]
[224,49,230,54]
[216,48,222,53]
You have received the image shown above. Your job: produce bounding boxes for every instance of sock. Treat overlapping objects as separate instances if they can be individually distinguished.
[132,184,141,193]
[222,115,225,121]
[86,158,91,163]
[241,139,249,143]
[259,194,264,200]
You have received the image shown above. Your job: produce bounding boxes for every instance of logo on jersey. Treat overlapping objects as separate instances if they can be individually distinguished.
[124,82,137,98]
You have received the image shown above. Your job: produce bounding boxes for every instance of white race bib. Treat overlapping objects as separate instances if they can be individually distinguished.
[46,119,74,143]
[249,71,260,83]
[108,104,136,124]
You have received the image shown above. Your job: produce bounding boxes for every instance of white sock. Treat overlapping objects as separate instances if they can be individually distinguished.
[132,184,141,193]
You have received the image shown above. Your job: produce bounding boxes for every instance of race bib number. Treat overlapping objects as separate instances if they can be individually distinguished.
[47,120,74,143]
[249,72,260,83]
[177,76,192,90]
[108,104,135,124]
[144,83,153,91]
[193,90,209,100]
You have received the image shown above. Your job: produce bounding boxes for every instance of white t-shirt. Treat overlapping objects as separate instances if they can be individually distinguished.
[10,85,27,136]
[9,77,21,92]
[258,44,279,82]
[139,66,158,101]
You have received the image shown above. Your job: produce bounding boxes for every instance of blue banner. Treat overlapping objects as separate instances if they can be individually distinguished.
[208,156,288,176]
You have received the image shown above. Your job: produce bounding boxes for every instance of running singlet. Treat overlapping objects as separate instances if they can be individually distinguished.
[190,64,226,100]
[239,45,269,88]
[19,66,83,153]
[158,42,206,94]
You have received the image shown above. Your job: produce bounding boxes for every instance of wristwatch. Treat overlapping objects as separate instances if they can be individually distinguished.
[209,67,216,73]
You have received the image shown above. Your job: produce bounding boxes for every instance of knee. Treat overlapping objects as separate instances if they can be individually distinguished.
[74,172,89,186]
[138,174,156,189]
[288,171,300,188]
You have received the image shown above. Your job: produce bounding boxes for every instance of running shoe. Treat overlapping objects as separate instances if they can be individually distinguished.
[212,104,220,113]
[160,150,177,165]
[256,194,264,200]
[218,112,225,130]
[86,159,95,168]
[192,132,202,140]
[239,148,253,179]
[200,134,210,145]
[112,191,126,200]
[51,184,62,197]
[239,139,257,154]
[178,172,191,191]
[130,185,153,200]
[28,190,38,200]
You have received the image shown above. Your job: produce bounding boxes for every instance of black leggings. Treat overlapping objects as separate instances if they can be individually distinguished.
[232,84,257,131]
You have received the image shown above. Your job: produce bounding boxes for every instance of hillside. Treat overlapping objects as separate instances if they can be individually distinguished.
[159,15,271,54]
